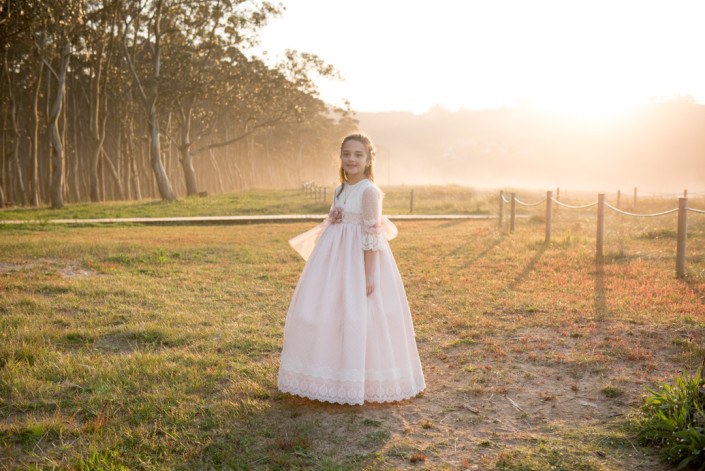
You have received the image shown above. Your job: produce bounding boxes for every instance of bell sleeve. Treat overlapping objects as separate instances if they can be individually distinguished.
[362,186,397,250]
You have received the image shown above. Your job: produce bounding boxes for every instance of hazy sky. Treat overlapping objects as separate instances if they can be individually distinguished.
[258,0,705,116]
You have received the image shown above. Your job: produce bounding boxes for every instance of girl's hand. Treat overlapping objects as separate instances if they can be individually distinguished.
[366,276,374,296]
[328,207,344,224]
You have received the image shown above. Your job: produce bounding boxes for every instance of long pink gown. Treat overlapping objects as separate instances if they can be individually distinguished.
[278,179,426,405]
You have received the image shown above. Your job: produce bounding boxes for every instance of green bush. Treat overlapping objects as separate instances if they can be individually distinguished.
[636,367,705,470]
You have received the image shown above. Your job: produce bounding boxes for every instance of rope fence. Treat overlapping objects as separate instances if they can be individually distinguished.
[302,181,703,277]
[603,203,679,218]
[498,188,705,278]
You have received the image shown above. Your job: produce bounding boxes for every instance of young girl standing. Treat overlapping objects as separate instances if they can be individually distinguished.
[278,133,425,405]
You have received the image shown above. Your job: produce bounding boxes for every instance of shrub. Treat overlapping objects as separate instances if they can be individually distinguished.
[636,367,705,470]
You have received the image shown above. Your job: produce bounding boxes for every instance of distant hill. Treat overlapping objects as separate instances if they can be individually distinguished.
[357,100,705,193]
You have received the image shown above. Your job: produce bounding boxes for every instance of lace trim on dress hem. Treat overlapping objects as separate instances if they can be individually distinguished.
[279,358,413,382]
[278,371,426,405]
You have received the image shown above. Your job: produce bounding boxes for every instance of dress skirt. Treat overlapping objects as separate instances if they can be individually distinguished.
[278,217,426,405]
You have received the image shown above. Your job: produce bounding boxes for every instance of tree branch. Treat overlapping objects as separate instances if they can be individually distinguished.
[192,116,284,156]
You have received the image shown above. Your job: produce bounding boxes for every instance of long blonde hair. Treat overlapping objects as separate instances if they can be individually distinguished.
[336,133,376,198]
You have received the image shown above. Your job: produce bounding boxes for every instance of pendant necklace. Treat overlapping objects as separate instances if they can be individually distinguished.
[342,184,350,206]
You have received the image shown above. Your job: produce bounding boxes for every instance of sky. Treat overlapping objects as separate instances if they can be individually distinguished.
[257,0,705,116]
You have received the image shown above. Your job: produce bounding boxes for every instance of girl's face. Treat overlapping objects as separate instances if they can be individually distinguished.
[341,139,369,181]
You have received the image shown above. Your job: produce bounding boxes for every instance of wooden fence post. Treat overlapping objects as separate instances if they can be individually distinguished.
[498,190,504,229]
[545,191,553,244]
[617,190,621,209]
[596,193,605,262]
[676,197,688,278]
[633,187,637,211]
[510,192,516,234]
[410,189,414,214]
[684,189,688,198]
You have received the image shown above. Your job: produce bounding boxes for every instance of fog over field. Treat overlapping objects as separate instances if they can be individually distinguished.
[358,100,705,193]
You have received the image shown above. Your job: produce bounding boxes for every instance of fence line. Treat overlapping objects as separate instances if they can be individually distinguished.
[603,203,679,218]
[514,196,547,207]
[499,189,704,278]
[551,199,597,210]
[301,181,327,202]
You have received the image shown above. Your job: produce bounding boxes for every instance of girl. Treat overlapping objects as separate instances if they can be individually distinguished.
[278,132,425,405]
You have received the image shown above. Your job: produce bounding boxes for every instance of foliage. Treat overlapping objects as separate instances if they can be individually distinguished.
[635,367,705,470]
[0,0,355,206]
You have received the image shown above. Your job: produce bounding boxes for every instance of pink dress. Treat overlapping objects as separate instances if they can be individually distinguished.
[278,179,426,405]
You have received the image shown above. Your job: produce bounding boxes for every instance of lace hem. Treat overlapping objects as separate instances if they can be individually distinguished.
[280,357,412,382]
[278,369,426,405]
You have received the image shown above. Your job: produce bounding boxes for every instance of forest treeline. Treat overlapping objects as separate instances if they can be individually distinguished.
[0,0,357,208]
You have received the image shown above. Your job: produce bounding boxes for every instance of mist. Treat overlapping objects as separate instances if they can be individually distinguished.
[358,99,705,193]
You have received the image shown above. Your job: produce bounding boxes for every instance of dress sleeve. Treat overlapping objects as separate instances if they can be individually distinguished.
[362,186,385,251]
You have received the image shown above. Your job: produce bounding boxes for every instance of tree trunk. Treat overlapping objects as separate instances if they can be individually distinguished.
[208,149,224,194]
[62,77,69,202]
[48,42,71,209]
[101,149,125,200]
[70,90,81,202]
[131,145,142,200]
[30,62,44,206]
[1,110,5,203]
[178,102,198,196]
[123,0,176,201]
[148,106,175,200]
[88,40,106,202]
[4,50,28,205]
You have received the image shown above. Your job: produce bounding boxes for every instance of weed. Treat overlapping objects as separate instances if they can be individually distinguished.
[635,367,705,469]
[601,386,624,398]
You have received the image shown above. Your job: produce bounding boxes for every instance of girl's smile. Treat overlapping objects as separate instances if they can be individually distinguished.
[341,140,368,183]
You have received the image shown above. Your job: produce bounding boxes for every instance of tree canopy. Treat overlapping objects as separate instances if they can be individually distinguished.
[0,0,356,207]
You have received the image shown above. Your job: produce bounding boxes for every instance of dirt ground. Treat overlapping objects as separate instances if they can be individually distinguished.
[258,318,682,469]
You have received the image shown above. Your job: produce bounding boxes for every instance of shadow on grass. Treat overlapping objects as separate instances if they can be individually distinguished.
[506,243,546,291]
[681,273,705,305]
[594,262,608,318]
[451,233,505,265]
[191,392,404,469]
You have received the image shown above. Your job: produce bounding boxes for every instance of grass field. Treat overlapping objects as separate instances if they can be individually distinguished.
[0,186,498,221]
[1,188,704,469]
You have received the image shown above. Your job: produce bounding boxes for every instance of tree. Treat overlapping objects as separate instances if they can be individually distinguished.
[157,0,283,196]
[0,0,356,206]
[31,1,85,209]
[122,0,176,201]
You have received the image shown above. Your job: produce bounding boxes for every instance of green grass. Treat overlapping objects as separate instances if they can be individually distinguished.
[1,189,704,469]
[0,186,499,221]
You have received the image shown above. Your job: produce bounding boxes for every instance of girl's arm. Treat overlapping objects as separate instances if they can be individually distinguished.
[364,249,377,295]
[362,186,384,296]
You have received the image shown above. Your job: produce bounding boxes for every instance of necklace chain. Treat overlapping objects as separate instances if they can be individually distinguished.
[343,185,351,205]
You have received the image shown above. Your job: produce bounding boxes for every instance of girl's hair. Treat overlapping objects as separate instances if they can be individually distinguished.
[336,133,375,198]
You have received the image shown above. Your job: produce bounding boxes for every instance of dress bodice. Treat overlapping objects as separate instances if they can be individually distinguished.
[333,179,376,217]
